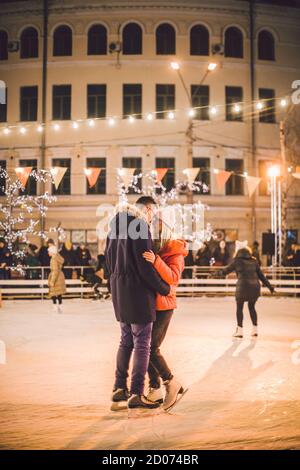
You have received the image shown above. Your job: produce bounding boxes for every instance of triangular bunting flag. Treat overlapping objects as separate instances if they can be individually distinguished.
[118,168,136,189]
[154,168,168,182]
[215,170,232,190]
[292,172,300,180]
[183,168,200,185]
[50,166,68,189]
[245,175,261,197]
[84,167,101,188]
[15,167,33,187]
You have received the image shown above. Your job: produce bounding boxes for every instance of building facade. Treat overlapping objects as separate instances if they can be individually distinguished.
[0,0,300,255]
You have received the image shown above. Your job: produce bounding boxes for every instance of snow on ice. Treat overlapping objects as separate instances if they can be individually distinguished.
[0,296,299,450]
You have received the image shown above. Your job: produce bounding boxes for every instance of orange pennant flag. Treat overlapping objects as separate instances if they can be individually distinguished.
[15,167,33,187]
[215,170,232,190]
[154,168,168,182]
[84,167,101,188]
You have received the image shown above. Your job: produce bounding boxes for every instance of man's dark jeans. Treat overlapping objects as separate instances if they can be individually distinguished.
[114,322,153,396]
[148,310,173,389]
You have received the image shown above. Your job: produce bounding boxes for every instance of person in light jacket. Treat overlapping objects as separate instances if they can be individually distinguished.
[48,245,66,313]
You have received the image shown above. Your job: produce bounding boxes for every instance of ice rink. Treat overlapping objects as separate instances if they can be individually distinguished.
[0,296,300,450]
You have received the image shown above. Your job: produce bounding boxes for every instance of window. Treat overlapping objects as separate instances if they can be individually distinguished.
[123,84,142,118]
[53,25,72,56]
[20,27,38,58]
[259,88,276,123]
[156,84,175,119]
[225,86,243,121]
[156,158,175,192]
[0,30,8,60]
[87,24,107,55]
[156,23,176,55]
[122,23,142,55]
[0,160,6,195]
[52,85,71,120]
[86,158,106,195]
[193,158,210,194]
[224,27,243,58]
[225,159,244,195]
[191,85,209,120]
[87,84,106,118]
[0,86,7,122]
[19,159,37,195]
[52,158,71,195]
[258,30,275,61]
[122,157,142,193]
[190,25,209,56]
[20,86,38,121]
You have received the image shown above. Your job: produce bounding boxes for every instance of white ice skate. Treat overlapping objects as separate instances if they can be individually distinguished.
[232,326,243,338]
[251,326,258,337]
[163,377,187,412]
[147,387,163,404]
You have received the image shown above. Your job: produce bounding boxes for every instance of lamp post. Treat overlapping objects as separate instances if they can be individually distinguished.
[170,61,218,202]
[267,164,281,266]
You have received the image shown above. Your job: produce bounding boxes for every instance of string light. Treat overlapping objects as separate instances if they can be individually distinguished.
[280,98,287,108]
[20,126,26,134]
[88,119,95,127]
[168,111,175,120]
[37,124,43,132]
[3,127,10,135]
[146,113,154,121]
[188,108,196,118]
[233,104,241,113]
[256,102,263,110]
[210,106,217,115]
[72,121,79,129]
[53,123,60,131]
[128,115,135,123]
[108,117,115,126]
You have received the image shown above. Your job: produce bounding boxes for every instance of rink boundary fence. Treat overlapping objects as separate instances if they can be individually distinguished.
[0,266,299,300]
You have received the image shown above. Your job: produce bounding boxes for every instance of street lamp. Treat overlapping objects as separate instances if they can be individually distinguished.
[267,164,282,265]
[170,61,218,203]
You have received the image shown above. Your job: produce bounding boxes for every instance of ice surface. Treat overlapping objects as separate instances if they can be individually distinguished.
[0,297,299,450]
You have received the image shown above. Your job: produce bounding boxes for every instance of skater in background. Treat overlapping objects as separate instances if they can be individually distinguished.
[105,196,170,412]
[48,245,66,314]
[217,246,275,338]
[142,206,188,411]
[60,240,78,279]
[213,240,230,267]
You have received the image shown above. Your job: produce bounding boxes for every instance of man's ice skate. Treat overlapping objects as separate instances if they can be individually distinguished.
[163,377,187,412]
[147,387,163,404]
[233,326,243,338]
[110,388,130,411]
[127,394,161,417]
[251,326,258,337]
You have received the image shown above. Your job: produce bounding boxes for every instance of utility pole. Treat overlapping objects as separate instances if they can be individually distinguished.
[40,0,48,240]
[279,120,287,265]
[249,0,257,243]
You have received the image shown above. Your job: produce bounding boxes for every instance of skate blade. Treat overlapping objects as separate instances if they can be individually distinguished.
[110,401,128,412]
[164,388,189,413]
[127,407,161,419]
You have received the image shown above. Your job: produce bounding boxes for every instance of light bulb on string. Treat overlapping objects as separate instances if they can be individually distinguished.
[3,127,10,135]
[88,119,95,127]
[128,115,135,123]
[72,121,79,129]
[37,125,43,132]
[188,108,196,118]
[146,113,153,121]
[20,126,26,134]
[280,98,287,108]
[256,102,263,110]
[210,106,217,116]
[168,111,175,120]
[53,123,60,131]
[108,117,115,126]
[233,104,241,113]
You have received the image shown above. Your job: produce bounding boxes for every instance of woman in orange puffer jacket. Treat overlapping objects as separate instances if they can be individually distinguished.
[142,209,188,411]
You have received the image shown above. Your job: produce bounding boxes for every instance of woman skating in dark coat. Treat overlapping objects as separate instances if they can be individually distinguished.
[218,247,275,338]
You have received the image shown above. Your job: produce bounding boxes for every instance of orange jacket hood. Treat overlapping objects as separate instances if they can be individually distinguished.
[158,239,189,258]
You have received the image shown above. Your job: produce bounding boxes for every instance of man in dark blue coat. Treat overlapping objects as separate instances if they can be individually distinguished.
[105,196,170,411]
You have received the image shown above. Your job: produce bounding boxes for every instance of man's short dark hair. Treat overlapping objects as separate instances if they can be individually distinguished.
[135,196,156,206]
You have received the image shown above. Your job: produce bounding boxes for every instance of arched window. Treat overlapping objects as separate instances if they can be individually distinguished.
[224,26,243,58]
[258,30,275,61]
[0,30,8,60]
[156,23,176,55]
[190,25,209,56]
[53,25,72,56]
[122,23,142,55]
[20,27,38,58]
[87,24,107,55]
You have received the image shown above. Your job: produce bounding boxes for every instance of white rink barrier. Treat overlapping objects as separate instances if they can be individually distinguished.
[0,266,299,299]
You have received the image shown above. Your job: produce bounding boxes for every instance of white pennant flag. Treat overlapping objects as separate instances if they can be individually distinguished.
[183,168,200,185]
[50,167,68,189]
[245,175,261,197]
[118,168,136,189]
